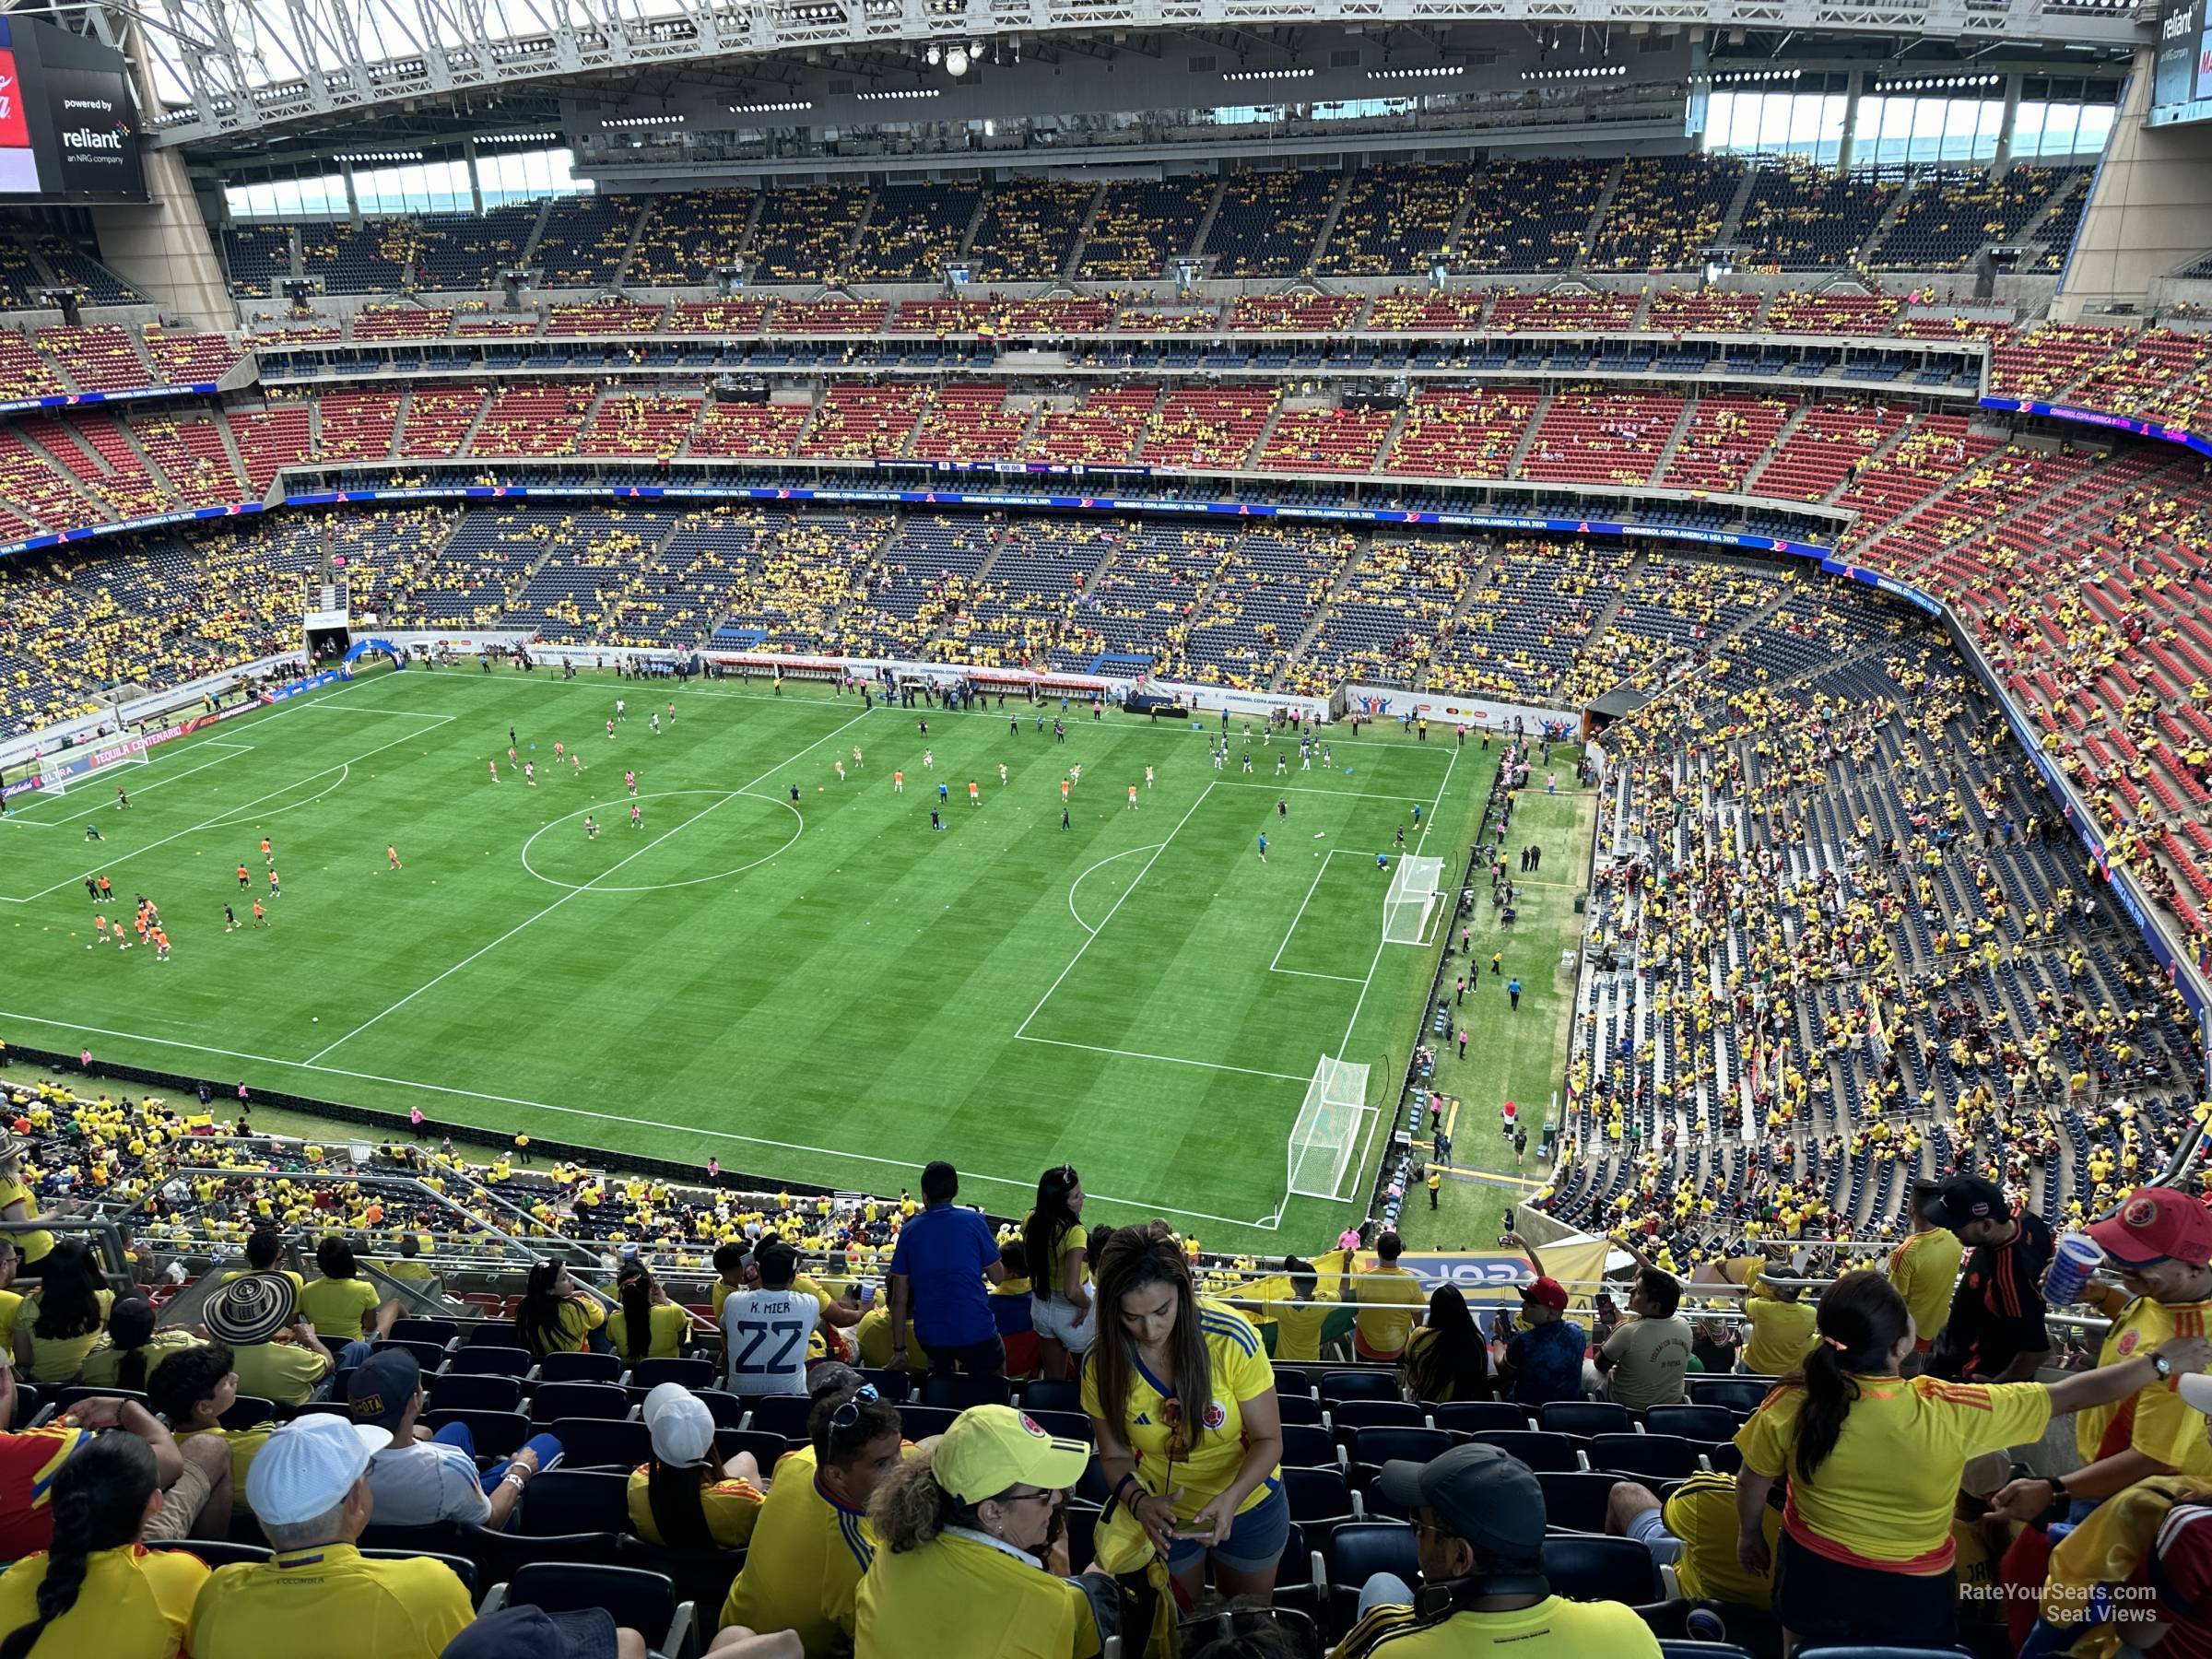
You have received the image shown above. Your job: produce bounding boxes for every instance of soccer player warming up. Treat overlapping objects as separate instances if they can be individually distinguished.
[584,816,599,840]
[386,845,402,871]
[630,802,642,830]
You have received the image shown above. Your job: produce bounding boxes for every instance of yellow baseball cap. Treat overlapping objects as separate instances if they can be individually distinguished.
[933,1405,1089,1504]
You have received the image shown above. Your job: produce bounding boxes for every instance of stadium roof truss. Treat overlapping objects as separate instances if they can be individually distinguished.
[73,0,2141,147]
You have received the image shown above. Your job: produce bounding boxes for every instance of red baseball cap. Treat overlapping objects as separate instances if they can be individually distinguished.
[1520,1275,1570,1312]
[2087,1186,2212,1267]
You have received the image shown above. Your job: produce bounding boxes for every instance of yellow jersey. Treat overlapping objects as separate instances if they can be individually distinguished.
[188,1543,473,1659]
[177,1424,274,1514]
[1662,1472,1779,1606]
[298,1277,382,1343]
[76,1328,206,1390]
[1343,1264,1425,1357]
[1257,1297,1332,1364]
[720,1445,877,1656]
[0,1290,22,1357]
[1735,1373,2051,1571]
[1331,1594,1664,1655]
[0,1542,207,1659]
[0,1177,51,1264]
[854,1307,929,1371]
[229,1337,330,1406]
[626,1464,763,1549]
[855,1528,1099,1659]
[607,1302,691,1362]
[1740,1299,1819,1378]
[1082,1299,1280,1524]
[21,1288,113,1385]
[2074,1294,2212,1474]
[1888,1230,1965,1351]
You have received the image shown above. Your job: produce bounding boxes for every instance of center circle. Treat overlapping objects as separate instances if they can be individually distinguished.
[520,788,803,892]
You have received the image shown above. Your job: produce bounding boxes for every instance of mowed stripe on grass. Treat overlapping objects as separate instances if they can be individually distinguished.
[0,670,1506,1247]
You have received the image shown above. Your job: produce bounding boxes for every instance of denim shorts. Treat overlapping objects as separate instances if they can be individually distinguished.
[1625,1504,1685,1567]
[1165,1479,1289,1574]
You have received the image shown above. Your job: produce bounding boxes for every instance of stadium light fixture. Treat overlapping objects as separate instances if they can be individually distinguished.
[945,43,971,76]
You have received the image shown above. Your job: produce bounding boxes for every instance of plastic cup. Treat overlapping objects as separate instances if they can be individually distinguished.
[2043,1233,2102,1305]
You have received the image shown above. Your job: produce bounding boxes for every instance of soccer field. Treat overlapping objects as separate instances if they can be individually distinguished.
[0,665,1515,1251]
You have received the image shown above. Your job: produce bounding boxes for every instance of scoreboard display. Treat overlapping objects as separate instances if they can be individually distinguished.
[2152,0,2212,126]
[0,17,146,203]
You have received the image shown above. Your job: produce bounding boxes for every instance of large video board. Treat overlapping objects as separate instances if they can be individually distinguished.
[0,17,146,204]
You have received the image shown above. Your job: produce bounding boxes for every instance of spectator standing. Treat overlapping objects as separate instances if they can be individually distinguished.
[1985,1184,2212,1523]
[628,1382,764,1550]
[854,1404,1095,1658]
[1888,1179,1966,1373]
[1335,1444,1662,1655]
[1731,1271,2209,1653]
[1595,1262,1693,1411]
[189,1414,474,1659]
[1084,1222,1286,1600]
[0,1433,209,1659]
[1702,1260,1819,1379]
[299,1237,401,1347]
[1691,1317,1740,1377]
[718,1377,909,1655]
[887,1162,1006,1377]
[609,1260,689,1363]
[722,1241,819,1400]
[1246,1258,1332,1365]
[1401,1286,1495,1403]
[1022,1165,1093,1382]
[514,1260,607,1359]
[1498,1273,1585,1408]
[1924,1173,2054,1382]
[347,1350,559,1531]
[0,1135,63,1279]
[1337,1231,1425,1364]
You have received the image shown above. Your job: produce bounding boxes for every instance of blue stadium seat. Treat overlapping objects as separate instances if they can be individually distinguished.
[531,1381,629,1424]
[1540,1401,1633,1438]
[1588,1433,1702,1481]
[1431,1401,1533,1435]
[1464,1430,1582,1473]
[424,1408,531,1461]
[1280,1423,1340,1469]
[517,1469,633,1536]
[488,1561,688,1657]
[1330,1399,1428,1432]
[535,1351,624,1384]
[743,1395,814,1439]
[629,1358,714,1393]
[445,1346,534,1378]
[1021,1378,1082,1415]
[553,1416,652,1470]
[1642,1405,1739,1442]
[1535,1469,1628,1535]
[426,1373,524,1414]
[922,1373,1010,1410]
[1320,1370,1400,1404]
[1341,1426,1454,1488]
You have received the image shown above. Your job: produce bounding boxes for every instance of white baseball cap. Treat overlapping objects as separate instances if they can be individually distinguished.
[642,1382,716,1467]
[246,1412,389,1525]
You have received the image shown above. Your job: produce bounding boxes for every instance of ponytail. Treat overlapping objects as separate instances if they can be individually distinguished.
[0,1435,156,1659]
[618,1264,654,1365]
[1788,1270,1910,1483]
[644,1457,715,1550]
[106,1297,159,1394]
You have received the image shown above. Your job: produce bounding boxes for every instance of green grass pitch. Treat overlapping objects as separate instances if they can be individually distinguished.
[0,665,1545,1252]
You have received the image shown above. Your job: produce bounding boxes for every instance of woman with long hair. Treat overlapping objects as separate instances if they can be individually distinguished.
[15,1240,112,1384]
[1401,1285,1496,1403]
[627,1382,764,1550]
[297,1234,396,1345]
[0,1433,208,1659]
[1082,1220,1287,1600]
[1735,1269,2212,1653]
[76,1296,203,1392]
[609,1260,689,1364]
[514,1259,606,1358]
[1023,1164,1093,1380]
[855,1404,1093,1658]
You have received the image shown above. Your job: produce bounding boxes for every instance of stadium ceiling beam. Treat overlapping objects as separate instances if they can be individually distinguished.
[138,0,2142,147]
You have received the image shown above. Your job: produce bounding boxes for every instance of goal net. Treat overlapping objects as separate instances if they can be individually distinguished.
[1382,855,1446,947]
[28,735,148,800]
[1288,1053,1372,1201]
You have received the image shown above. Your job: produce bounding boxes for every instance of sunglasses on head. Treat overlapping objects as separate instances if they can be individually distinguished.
[829,1383,880,1432]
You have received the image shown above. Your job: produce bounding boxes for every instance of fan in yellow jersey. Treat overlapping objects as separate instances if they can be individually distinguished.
[1888,1182,1966,1365]
[1731,1270,2212,1653]
[855,1404,1100,1659]
[718,1374,912,1656]
[629,1382,764,1550]
[1985,1183,2212,1525]
[1082,1222,1287,1601]
[1241,1256,1335,1364]
[0,1433,210,1659]
[1331,1442,1661,1657]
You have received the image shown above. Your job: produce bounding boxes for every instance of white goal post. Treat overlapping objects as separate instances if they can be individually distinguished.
[1288,1053,1372,1201]
[29,736,149,799]
[1382,854,1446,947]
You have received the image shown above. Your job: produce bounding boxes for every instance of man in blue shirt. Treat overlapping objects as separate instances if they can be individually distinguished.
[887,1160,1006,1377]
[1500,1274,1587,1406]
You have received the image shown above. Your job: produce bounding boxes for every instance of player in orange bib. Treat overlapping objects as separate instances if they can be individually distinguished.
[968,781,980,806]
[387,844,402,870]
[261,838,273,865]
[91,914,107,949]
[893,770,904,793]
[252,900,267,928]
